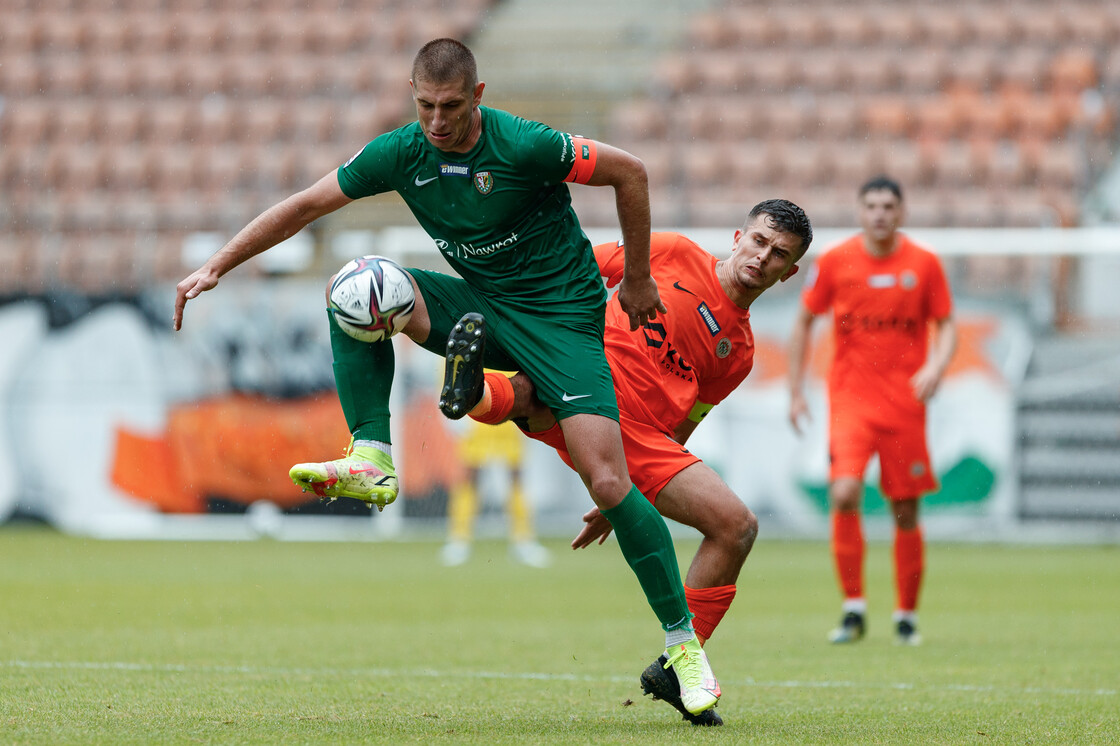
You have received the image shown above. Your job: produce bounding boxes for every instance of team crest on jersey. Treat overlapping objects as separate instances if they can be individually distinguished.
[473,171,494,194]
[910,461,927,477]
[901,270,918,290]
[715,338,732,359]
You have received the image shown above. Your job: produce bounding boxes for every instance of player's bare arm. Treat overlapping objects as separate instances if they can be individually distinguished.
[581,142,665,330]
[787,306,817,434]
[911,315,958,401]
[173,172,353,330]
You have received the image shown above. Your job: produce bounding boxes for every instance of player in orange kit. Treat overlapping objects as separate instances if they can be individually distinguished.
[787,176,957,646]
[452,199,813,725]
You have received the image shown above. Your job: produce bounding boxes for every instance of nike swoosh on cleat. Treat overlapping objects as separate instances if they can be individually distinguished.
[561,392,591,402]
[450,354,464,381]
[414,175,438,186]
[673,281,697,296]
[348,465,382,475]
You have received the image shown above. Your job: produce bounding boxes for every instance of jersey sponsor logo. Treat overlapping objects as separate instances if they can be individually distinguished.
[473,171,493,194]
[414,174,438,186]
[642,322,695,380]
[867,273,897,288]
[716,338,732,359]
[837,312,920,335]
[672,280,697,296]
[439,163,471,177]
[561,392,591,402]
[697,302,721,336]
[435,232,522,259]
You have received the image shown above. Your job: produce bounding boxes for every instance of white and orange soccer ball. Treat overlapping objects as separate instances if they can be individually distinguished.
[328,255,415,343]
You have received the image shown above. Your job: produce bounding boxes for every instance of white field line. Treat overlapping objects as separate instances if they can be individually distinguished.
[3,660,1116,698]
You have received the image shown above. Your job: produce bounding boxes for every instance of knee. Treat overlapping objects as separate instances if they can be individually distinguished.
[830,479,863,512]
[584,466,630,506]
[726,503,759,559]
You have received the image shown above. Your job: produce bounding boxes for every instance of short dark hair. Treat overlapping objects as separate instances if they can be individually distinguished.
[412,38,478,90]
[746,199,813,257]
[859,175,903,201]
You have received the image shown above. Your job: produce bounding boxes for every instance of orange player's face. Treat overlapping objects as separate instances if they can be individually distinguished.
[410,76,485,153]
[726,214,802,297]
[858,188,904,245]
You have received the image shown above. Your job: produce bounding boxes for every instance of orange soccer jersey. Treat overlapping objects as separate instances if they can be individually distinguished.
[596,232,757,433]
[802,233,952,425]
[527,232,757,499]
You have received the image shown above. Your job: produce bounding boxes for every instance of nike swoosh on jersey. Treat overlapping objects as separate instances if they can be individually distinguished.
[561,392,592,402]
[414,175,438,186]
[673,281,698,296]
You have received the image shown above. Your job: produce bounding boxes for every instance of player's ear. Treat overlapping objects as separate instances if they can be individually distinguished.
[779,264,800,283]
[473,81,485,105]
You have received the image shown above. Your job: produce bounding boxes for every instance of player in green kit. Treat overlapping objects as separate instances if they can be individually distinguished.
[173,39,719,715]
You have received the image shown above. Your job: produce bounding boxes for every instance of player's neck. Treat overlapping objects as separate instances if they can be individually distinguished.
[862,232,899,257]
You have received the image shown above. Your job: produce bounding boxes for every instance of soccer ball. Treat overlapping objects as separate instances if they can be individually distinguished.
[328,255,416,343]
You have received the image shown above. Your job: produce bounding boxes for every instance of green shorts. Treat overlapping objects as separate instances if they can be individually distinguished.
[408,268,618,422]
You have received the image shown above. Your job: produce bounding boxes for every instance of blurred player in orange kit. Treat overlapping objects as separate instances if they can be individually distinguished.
[449,199,813,725]
[787,176,957,646]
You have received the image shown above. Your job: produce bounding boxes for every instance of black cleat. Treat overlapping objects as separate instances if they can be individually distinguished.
[895,618,922,646]
[828,611,866,644]
[640,655,724,726]
[438,312,486,420]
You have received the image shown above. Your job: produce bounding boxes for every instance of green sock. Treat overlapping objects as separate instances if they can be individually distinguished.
[601,486,693,632]
[328,310,394,443]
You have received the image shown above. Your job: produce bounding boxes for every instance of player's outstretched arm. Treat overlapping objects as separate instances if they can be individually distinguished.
[172,172,353,330]
[581,142,665,330]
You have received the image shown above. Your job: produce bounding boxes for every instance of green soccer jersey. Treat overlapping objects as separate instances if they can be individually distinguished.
[337,106,605,313]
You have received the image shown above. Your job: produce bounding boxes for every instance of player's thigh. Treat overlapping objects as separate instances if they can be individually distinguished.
[655,461,748,539]
[491,308,617,421]
[828,411,876,482]
[558,413,627,483]
[877,422,937,498]
[406,269,519,369]
[614,411,700,501]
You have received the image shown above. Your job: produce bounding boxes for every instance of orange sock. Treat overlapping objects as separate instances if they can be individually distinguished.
[684,584,736,643]
[468,372,514,425]
[894,526,924,612]
[832,511,864,600]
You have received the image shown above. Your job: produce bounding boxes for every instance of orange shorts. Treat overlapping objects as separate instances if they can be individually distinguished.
[829,412,937,500]
[523,409,700,503]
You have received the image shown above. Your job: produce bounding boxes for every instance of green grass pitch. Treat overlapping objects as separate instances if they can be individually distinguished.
[1,525,1116,744]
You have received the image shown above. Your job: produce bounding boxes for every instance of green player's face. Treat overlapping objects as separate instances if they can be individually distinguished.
[410,76,484,153]
[727,215,802,293]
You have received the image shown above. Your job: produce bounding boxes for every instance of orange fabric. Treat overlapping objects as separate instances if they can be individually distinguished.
[594,233,756,432]
[525,404,701,501]
[111,428,203,513]
[470,371,515,425]
[563,136,598,184]
[832,510,865,600]
[894,526,924,612]
[684,584,737,643]
[829,411,937,499]
[526,233,753,499]
[802,233,952,424]
[111,392,352,512]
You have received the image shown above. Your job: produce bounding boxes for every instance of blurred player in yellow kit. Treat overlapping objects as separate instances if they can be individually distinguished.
[442,374,551,568]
